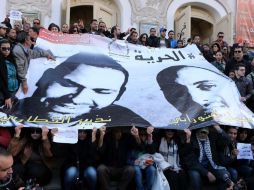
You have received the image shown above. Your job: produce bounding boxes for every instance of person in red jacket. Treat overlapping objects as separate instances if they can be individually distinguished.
[0,127,11,148]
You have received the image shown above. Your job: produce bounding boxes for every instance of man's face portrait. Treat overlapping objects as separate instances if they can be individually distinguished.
[0,155,13,181]
[150,28,156,37]
[168,31,174,39]
[235,66,245,77]
[37,53,127,119]
[98,22,106,32]
[62,24,69,33]
[44,65,125,118]
[227,128,238,142]
[234,48,243,61]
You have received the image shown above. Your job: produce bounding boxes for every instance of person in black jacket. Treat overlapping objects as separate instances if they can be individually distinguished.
[109,25,128,40]
[61,128,98,190]
[186,125,234,190]
[233,64,253,104]
[225,46,252,76]
[0,39,19,109]
[97,127,135,190]
[147,28,159,48]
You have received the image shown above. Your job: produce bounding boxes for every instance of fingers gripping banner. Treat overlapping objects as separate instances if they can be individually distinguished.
[1,29,254,130]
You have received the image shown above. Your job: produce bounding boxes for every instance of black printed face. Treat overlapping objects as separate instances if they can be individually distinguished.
[42,64,125,119]
[175,67,240,113]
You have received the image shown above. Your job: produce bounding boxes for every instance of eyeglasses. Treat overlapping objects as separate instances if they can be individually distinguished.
[73,30,78,32]
[218,36,224,38]
[31,128,42,134]
[1,47,10,52]
[234,50,242,53]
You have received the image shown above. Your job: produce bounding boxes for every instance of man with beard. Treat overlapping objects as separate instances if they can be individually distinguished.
[6,28,17,50]
[147,27,159,47]
[0,147,24,190]
[98,21,110,37]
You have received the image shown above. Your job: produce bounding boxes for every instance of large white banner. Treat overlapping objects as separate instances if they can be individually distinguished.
[1,29,254,130]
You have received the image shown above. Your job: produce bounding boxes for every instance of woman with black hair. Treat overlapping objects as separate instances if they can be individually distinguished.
[8,125,53,186]
[138,33,149,46]
[0,39,19,109]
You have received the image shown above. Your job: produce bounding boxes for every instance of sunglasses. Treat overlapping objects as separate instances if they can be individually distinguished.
[218,36,224,38]
[73,30,78,32]
[234,50,242,53]
[33,22,40,25]
[1,47,10,51]
[31,128,42,134]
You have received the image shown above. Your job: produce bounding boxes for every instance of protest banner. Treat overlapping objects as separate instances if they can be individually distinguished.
[0,29,254,132]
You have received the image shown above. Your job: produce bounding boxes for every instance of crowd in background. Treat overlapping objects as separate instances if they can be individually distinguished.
[0,16,254,190]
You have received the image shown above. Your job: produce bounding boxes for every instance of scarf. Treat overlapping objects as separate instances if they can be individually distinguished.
[159,137,181,172]
[197,136,225,170]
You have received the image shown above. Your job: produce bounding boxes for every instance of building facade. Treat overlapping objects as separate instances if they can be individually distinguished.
[1,0,236,44]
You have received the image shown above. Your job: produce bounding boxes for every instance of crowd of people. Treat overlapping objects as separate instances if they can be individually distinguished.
[0,16,254,190]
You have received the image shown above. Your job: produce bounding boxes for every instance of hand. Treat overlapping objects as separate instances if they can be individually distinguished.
[147,126,154,135]
[50,128,58,136]
[47,54,55,61]
[92,127,97,142]
[131,126,139,137]
[207,172,216,183]
[144,158,154,166]
[15,125,23,138]
[126,28,131,34]
[23,145,32,157]
[4,98,12,109]
[184,128,191,142]
[99,126,106,137]
[78,19,84,28]
[41,126,49,139]
[92,127,97,136]
[22,82,28,94]
[231,149,239,157]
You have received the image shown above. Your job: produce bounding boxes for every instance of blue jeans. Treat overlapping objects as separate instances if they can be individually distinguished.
[188,168,230,190]
[188,170,202,190]
[227,167,238,183]
[134,165,156,190]
[64,166,97,190]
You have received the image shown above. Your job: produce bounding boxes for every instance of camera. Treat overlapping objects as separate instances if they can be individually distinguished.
[25,179,43,190]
